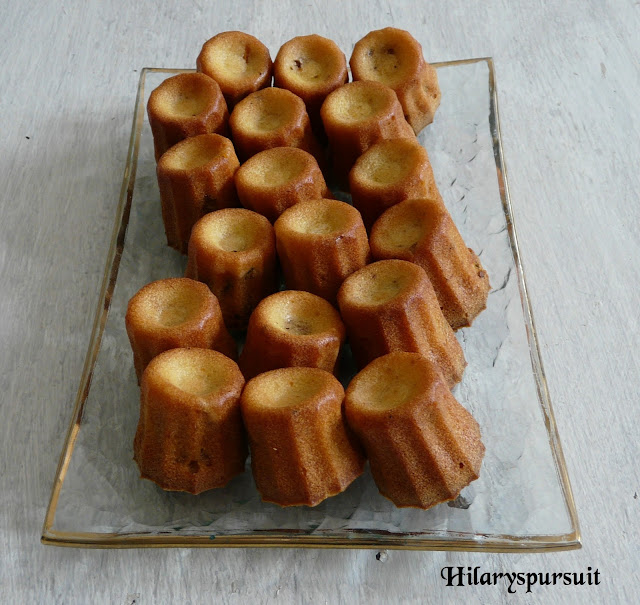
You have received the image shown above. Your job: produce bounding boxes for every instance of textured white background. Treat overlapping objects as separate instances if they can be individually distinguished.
[1,1,638,603]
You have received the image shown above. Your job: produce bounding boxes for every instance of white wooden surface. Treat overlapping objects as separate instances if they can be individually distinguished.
[1,1,638,602]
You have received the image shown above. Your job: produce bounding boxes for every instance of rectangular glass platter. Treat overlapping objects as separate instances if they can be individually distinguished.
[42,58,581,551]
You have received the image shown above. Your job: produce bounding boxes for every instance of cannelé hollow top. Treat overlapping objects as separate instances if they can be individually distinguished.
[234,147,331,222]
[275,197,364,240]
[196,31,273,107]
[350,27,441,133]
[187,207,274,263]
[274,35,348,112]
[321,79,410,127]
[249,289,345,345]
[351,138,432,190]
[348,137,438,229]
[147,72,229,161]
[142,347,244,406]
[242,365,344,413]
[125,277,223,343]
[229,86,322,162]
[337,257,424,310]
[157,132,238,176]
[238,289,346,379]
[345,351,444,413]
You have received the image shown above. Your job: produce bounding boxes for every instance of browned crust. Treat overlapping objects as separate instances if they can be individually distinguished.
[370,197,490,329]
[185,208,277,330]
[274,34,348,134]
[274,198,370,303]
[134,348,246,494]
[320,80,415,185]
[350,27,441,134]
[349,138,439,230]
[147,72,229,161]
[156,134,240,254]
[337,259,466,386]
[241,367,365,506]
[344,352,484,509]
[229,87,323,164]
[125,277,237,382]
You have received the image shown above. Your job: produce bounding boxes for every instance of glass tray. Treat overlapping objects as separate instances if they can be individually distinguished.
[42,58,581,551]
